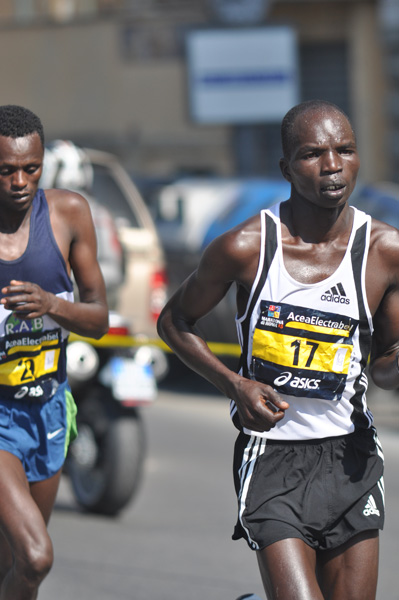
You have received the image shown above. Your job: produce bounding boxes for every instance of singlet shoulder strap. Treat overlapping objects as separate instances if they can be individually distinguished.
[239,208,279,377]
[349,207,371,318]
[350,209,373,428]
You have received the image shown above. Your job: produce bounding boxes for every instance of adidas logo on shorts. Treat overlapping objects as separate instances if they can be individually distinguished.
[363,494,380,517]
[321,282,350,304]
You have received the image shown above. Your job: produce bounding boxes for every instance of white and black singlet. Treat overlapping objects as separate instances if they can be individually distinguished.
[231,202,375,441]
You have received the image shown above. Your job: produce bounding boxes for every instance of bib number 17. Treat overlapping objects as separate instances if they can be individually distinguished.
[291,340,319,368]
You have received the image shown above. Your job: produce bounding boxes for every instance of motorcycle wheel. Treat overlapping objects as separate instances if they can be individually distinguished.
[67,389,145,516]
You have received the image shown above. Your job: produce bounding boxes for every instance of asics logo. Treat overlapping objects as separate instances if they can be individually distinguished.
[273,372,292,386]
[321,282,350,304]
[273,372,321,390]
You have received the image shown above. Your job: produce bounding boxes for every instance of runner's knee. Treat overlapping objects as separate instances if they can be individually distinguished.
[14,531,54,586]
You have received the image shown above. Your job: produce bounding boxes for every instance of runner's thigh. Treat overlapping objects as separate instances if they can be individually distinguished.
[257,538,324,600]
[0,450,51,552]
[318,530,379,600]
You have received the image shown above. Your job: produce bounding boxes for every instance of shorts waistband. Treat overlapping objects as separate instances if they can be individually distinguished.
[263,428,375,446]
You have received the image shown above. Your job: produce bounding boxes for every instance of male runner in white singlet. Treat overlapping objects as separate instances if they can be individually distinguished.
[157,99,399,600]
[0,105,108,599]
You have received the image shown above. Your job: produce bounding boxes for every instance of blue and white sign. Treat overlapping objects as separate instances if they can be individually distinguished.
[186,27,299,124]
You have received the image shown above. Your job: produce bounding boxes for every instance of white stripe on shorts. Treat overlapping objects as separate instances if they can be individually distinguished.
[237,435,267,550]
[377,475,385,508]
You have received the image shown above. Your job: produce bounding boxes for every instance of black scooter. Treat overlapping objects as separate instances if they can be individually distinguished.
[64,312,156,516]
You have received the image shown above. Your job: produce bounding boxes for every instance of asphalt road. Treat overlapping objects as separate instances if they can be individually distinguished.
[39,371,399,600]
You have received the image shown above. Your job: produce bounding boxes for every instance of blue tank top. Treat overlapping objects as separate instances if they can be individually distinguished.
[0,189,74,402]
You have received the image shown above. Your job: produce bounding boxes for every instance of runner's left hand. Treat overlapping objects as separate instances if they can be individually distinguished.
[1,280,54,318]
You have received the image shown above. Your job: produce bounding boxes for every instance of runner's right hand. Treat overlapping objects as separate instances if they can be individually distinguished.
[231,377,289,433]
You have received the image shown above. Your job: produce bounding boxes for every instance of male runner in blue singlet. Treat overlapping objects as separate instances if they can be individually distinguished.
[0,105,108,598]
[157,100,399,600]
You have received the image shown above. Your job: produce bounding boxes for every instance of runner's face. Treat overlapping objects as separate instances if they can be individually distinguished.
[0,133,43,213]
[280,108,360,209]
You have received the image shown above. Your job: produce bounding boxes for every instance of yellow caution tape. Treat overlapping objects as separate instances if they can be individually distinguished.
[68,333,242,356]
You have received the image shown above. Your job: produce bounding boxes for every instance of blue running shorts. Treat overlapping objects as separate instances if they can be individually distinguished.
[0,380,78,482]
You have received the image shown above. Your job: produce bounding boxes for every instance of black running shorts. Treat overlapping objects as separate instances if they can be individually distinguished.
[232,428,384,551]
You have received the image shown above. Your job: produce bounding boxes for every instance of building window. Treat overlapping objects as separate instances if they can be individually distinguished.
[299,41,351,117]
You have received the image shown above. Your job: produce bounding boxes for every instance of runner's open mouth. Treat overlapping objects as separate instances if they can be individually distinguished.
[321,184,345,192]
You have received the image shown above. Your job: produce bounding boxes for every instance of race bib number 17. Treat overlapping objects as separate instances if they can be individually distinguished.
[251,301,358,401]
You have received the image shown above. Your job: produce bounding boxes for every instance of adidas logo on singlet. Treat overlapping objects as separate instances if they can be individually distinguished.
[363,494,380,517]
[321,283,350,305]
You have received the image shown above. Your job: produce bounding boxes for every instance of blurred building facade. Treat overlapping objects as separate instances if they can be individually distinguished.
[0,0,390,182]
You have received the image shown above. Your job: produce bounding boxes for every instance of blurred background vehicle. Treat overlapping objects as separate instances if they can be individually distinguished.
[65,311,156,516]
[41,140,169,381]
[350,181,399,227]
[155,178,243,293]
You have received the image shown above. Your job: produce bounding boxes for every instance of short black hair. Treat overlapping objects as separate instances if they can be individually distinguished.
[0,105,44,147]
[281,99,354,159]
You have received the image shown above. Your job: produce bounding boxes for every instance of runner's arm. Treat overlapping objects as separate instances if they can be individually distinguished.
[369,225,399,388]
[370,286,399,389]
[1,192,108,338]
[157,230,289,432]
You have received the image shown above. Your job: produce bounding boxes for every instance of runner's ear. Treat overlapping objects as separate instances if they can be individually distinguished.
[279,157,292,183]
